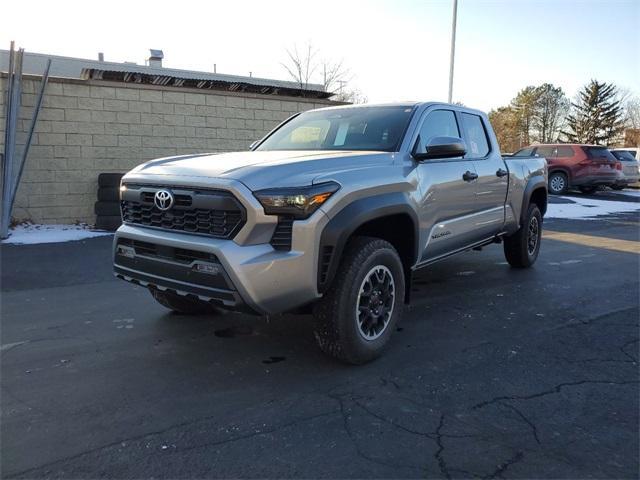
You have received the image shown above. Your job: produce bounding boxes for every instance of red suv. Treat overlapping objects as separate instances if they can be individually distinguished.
[513,144,621,194]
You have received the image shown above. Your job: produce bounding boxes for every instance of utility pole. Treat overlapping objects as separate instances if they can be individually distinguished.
[447,0,458,103]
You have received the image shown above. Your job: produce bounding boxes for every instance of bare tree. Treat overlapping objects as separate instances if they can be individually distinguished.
[320,59,348,92]
[281,43,319,93]
[621,94,640,130]
[282,43,366,103]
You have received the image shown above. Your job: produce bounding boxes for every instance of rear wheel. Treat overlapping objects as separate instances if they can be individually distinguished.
[503,204,542,268]
[313,236,405,364]
[150,289,215,315]
[611,185,625,191]
[548,172,568,195]
[579,186,598,194]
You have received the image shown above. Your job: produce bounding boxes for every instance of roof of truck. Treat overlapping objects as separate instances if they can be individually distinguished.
[309,102,488,117]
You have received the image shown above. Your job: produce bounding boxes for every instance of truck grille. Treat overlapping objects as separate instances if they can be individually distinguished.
[120,184,246,239]
[117,238,218,264]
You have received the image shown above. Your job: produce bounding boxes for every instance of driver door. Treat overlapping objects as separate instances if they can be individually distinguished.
[414,109,480,263]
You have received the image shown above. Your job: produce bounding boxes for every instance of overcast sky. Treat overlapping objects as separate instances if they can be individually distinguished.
[2,0,638,111]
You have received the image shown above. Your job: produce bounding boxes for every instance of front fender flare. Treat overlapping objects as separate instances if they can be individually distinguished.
[317,192,419,294]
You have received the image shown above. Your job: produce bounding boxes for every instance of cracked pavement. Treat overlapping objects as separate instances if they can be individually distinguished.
[1,204,638,478]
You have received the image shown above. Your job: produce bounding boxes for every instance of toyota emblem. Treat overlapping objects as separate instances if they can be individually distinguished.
[154,189,174,211]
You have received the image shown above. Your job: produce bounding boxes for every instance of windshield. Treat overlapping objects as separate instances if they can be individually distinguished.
[256,106,415,152]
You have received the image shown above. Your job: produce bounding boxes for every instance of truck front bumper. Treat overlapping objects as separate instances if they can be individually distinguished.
[113,220,326,316]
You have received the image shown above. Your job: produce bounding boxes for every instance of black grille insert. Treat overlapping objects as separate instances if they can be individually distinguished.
[121,184,245,239]
[270,216,294,251]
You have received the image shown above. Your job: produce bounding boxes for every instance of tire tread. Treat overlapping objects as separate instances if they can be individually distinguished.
[504,204,542,268]
[313,236,404,364]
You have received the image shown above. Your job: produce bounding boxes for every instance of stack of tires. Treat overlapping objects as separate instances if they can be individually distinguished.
[95,173,124,231]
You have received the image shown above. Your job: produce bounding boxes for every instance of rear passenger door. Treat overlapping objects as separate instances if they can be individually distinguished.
[459,112,509,239]
[413,109,479,262]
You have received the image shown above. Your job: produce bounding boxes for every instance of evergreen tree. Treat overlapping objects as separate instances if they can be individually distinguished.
[562,80,624,145]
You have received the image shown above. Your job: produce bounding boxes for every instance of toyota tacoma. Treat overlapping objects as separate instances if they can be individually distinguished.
[113,102,548,364]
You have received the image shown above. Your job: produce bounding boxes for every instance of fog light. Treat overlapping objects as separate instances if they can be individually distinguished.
[117,245,135,258]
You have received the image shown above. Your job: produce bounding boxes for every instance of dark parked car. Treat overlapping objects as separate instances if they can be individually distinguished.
[513,144,620,194]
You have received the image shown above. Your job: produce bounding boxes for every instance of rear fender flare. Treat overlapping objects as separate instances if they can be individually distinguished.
[520,175,547,225]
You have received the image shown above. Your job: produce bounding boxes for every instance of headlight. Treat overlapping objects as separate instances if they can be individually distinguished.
[253,182,340,220]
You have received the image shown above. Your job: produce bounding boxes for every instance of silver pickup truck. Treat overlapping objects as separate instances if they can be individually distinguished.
[114,102,547,363]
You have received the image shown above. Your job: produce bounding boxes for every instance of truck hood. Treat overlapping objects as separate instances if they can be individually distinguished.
[128,150,395,190]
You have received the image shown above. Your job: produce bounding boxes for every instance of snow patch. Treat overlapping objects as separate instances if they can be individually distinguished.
[1,224,112,245]
[546,195,640,220]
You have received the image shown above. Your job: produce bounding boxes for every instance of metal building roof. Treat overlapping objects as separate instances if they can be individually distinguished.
[0,49,332,99]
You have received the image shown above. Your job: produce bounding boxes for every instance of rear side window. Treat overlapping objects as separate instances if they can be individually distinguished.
[612,150,636,161]
[584,147,616,161]
[461,113,490,158]
[416,110,460,153]
[556,146,574,157]
[536,146,557,158]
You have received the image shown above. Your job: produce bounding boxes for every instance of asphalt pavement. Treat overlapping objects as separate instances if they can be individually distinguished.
[1,191,639,479]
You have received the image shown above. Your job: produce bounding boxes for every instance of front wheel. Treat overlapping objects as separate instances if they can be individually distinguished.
[503,204,542,268]
[313,236,405,364]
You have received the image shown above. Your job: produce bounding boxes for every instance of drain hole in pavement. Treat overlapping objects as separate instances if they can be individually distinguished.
[214,326,253,338]
[262,356,286,364]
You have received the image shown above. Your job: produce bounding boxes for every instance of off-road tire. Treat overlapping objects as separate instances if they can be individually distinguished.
[97,187,120,202]
[503,204,542,268]
[94,201,121,216]
[312,236,405,364]
[548,171,568,195]
[150,289,214,315]
[95,215,122,231]
[98,173,124,188]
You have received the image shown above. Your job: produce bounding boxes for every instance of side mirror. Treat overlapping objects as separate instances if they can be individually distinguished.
[413,136,466,161]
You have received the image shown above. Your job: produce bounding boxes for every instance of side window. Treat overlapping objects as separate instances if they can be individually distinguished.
[556,146,574,157]
[416,110,460,153]
[461,113,490,158]
[536,146,557,158]
[513,147,534,157]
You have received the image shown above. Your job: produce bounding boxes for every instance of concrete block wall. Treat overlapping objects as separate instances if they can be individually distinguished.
[0,75,335,224]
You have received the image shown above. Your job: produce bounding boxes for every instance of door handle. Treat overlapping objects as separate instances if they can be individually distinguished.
[496,168,508,177]
[463,171,478,182]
